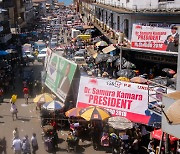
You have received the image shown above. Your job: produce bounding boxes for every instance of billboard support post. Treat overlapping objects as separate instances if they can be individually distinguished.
[177,26,180,90]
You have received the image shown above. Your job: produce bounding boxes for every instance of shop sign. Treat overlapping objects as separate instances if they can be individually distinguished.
[76,76,152,124]
[131,24,179,53]
[45,53,77,102]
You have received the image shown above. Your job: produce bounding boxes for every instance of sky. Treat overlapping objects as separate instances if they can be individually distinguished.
[58,0,73,6]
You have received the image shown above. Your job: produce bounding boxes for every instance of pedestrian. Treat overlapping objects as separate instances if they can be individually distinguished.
[10,102,18,121]
[21,135,31,154]
[0,87,4,103]
[1,137,7,154]
[23,86,29,104]
[31,133,38,154]
[13,128,19,140]
[12,137,22,154]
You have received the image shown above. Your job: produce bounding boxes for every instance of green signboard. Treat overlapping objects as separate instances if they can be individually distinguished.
[45,53,77,102]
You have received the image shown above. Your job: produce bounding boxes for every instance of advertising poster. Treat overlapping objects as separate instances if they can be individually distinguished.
[76,76,152,124]
[45,53,77,102]
[131,24,179,53]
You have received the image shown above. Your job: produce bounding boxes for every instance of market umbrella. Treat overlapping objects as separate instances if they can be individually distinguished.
[115,57,127,66]
[162,68,176,75]
[92,37,101,43]
[151,129,178,141]
[96,41,108,47]
[42,100,64,111]
[65,107,82,117]
[79,106,111,121]
[130,76,147,84]
[108,116,133,130]
[33,93,54,105]
[151,76,168,86]
[95,53,109,63]
[122,61,136,69]
[166,99,180,124]
[76,41,84,47]
[116,69,136,79]
[106,56,118,63]
[117,77,130,82]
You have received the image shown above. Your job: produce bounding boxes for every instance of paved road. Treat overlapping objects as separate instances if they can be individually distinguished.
[0,61,109,154]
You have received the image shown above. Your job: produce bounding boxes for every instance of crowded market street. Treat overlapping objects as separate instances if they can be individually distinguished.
[0,1,180,154]
[0,61,108,154]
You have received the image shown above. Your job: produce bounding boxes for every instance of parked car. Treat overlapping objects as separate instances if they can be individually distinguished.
[37,50,46,63]
[23,51,35,63]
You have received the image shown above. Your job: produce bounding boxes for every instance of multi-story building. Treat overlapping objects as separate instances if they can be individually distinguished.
[77,0,180,66]
[24,0,34,24]
[0,0,13,45]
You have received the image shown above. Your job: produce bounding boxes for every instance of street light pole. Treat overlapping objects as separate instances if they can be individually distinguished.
[177,26,180,90]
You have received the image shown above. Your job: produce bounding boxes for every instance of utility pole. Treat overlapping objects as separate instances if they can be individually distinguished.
[177,27,180,90]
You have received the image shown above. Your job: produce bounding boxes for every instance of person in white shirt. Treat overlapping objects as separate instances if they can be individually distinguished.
[12,137,22,154]
[10,102,18,121]
[13,128,19,140]
[31,133,38,154]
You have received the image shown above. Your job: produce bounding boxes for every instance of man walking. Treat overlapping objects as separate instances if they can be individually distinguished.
[31,133,38,154]
[23,86,29,104]
[12,137,22,154]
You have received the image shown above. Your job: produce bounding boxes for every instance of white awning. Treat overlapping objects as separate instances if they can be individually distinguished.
[102,44,116,54]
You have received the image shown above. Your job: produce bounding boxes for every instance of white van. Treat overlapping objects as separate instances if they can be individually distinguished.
[73,56,86,65]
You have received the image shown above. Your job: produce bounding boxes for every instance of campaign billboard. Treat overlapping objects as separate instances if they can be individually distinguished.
[45,53,77,102]
[131,24,179,53]
[76,76,151,124]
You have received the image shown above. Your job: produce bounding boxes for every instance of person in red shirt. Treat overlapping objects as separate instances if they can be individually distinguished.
[23,87,29,104]
[0,87,4,103]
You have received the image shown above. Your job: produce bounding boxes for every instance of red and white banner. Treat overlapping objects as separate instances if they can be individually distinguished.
[76,76,151,124]
[131,24,179,52]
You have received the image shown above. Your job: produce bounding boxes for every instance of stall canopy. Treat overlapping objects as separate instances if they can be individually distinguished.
[0,50,9,56]
[102,44,116,54]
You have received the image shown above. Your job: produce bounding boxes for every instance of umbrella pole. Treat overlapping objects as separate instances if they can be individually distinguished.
[165,134,169,154]
[158,132,164,154]
[119,46,122,71]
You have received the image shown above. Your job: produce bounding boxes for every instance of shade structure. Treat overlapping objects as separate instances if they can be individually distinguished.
[96,41,108,47]
[33,93,54,105]
[79,106,111,121]
[117,69,136,79]
[166,99,180,124]
[0,50,9,56]
[42,100,64,111]
[108,116,133,130]
[130,76,147,84]
[151,129,178,141]
[65,107,82,117]
[102,44,116,54]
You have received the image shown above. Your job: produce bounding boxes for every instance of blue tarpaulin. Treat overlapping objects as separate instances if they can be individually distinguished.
[0,50,9,56]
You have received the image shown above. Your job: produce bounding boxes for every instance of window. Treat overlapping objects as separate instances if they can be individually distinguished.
[127,0,130,2]
[159,0,174,2]
[110,13,113,29]
[117,16,120,30]
[124,19,129,38]
[106,11,108,24]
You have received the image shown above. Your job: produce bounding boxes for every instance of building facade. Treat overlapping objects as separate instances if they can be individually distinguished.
[77,0,180,65]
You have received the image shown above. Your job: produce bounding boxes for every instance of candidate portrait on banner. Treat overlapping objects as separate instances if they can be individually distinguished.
[164,25,179,52]
[57,63,71,99]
